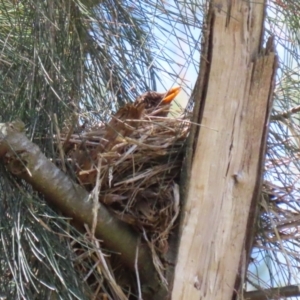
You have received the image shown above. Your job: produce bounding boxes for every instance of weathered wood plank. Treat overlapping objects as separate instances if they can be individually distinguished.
[172,0,276,299]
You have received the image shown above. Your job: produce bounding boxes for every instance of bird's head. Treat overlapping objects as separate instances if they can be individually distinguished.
[160,86,181,105]
[135,86,181,117]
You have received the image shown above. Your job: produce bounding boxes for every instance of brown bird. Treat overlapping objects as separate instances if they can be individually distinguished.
[103,101,146,148]
[134,86,181,117]
[102,86,181,149]
[76,87,181,186]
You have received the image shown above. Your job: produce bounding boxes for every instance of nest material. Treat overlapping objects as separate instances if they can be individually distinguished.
[59,111,189,254]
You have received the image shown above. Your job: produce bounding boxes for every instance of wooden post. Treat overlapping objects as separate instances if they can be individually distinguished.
[172,1,277,299]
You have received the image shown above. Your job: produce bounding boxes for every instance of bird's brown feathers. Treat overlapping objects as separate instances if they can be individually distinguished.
[75,87,180,186]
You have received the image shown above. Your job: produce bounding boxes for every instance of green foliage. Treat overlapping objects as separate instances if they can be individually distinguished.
[0,0,202,298]
[0,0,163,146]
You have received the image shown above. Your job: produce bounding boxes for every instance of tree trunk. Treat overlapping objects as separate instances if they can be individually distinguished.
[172,1,277,299]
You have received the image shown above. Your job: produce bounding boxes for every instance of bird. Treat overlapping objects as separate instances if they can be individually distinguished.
[75,86,181,186]
[105,101,146,141]
[100,86,181,151]
[134,86,181,117]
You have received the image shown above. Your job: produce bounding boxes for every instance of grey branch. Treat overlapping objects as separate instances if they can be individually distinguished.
[272,105,300,121]
[244,285,300,300]
[0,120,167,300]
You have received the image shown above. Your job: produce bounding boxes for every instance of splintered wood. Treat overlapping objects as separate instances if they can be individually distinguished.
[172,1,276,300]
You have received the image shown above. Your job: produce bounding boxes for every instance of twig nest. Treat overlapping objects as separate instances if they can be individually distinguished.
[60,113,190,253]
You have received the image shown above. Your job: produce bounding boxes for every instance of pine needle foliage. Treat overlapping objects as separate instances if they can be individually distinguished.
[0,0,202,298]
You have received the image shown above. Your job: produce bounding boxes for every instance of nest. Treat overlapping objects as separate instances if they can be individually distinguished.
[59,112,190,255]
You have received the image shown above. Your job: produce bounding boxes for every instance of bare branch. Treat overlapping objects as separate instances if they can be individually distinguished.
[272,105,300,121]
[244,285,300,300]
[0,120,167,300]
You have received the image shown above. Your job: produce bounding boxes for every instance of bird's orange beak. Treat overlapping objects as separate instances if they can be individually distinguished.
[161,86,181,104]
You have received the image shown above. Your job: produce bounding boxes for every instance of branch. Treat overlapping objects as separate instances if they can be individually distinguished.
[271,105,300,121]
[0,121,167,300]
[244,285,300,300]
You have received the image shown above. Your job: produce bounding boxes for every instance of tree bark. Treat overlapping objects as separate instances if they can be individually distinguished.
[172,1,277,299]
